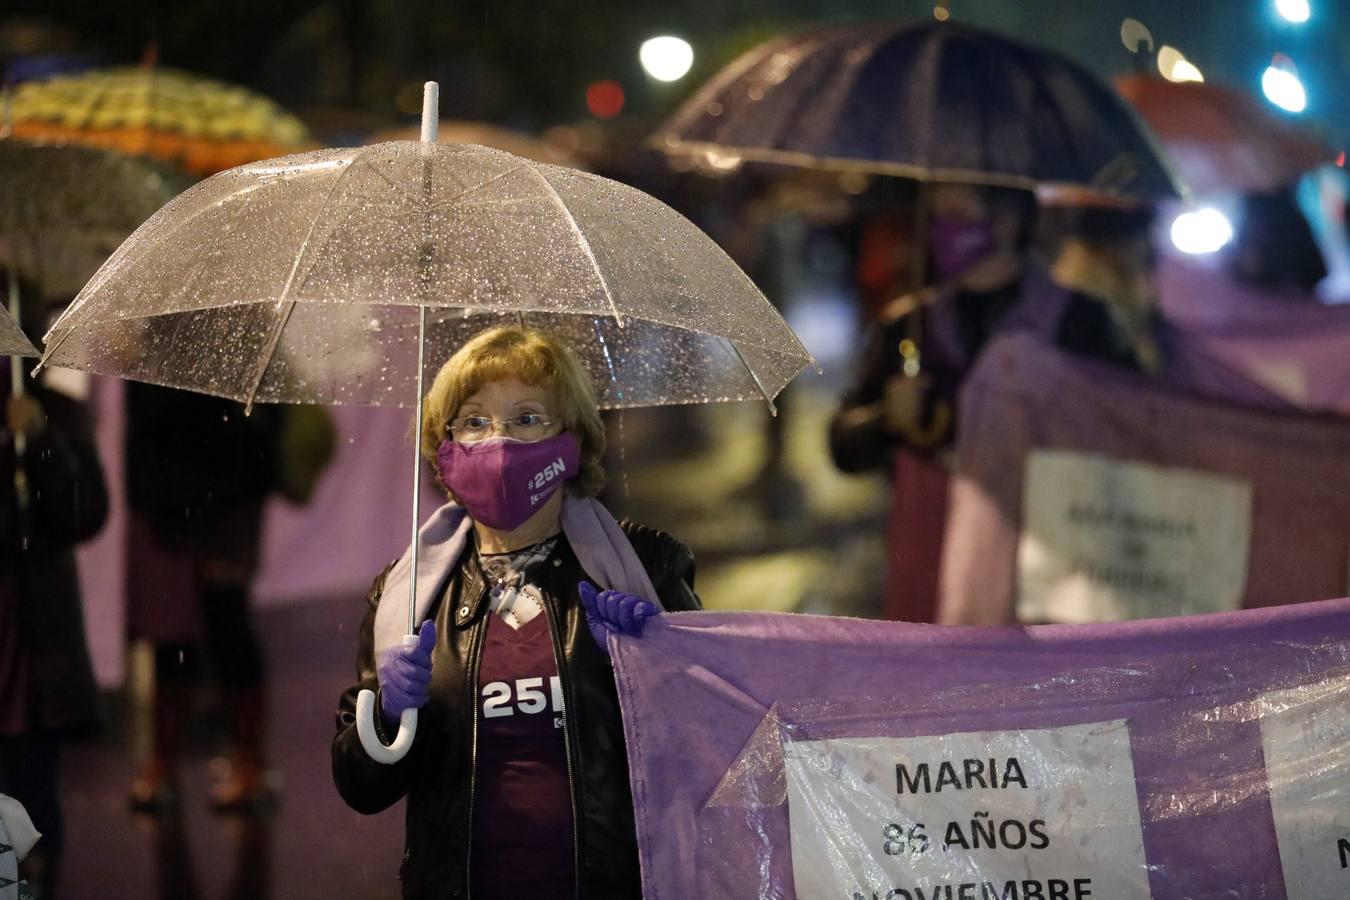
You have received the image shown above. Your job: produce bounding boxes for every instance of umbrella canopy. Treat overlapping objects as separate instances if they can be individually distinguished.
[0,139,190,298]
[653,20,1180,200]
[40,141,813,411]
[0,306,38,358]
[368,120,585,169]
[7,67,313,177]
[1115,73,1335,197]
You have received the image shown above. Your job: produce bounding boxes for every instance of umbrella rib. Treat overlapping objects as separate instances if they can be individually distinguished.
[728,338,777,414]
[242,149,366,411]
[522,167,624,328]
[360,149,519,209]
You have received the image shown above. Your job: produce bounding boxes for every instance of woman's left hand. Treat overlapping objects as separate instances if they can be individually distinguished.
[578,580,658,654]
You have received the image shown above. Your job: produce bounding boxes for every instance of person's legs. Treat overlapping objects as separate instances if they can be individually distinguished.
[130,643,200,811]
[199,584,270,812]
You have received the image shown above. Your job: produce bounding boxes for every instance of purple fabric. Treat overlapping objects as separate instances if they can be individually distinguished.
[437,432,581,531]
[374,495,661,657]
[611,598,1350,899]
[472,612,574,899]
[1158,258,1350,415]
[928,216,997,281]
[938,332,1350,625]
[920,266,1067,375]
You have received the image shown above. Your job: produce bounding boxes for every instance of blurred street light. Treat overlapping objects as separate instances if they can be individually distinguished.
[1262,65,1307,113]
[1158,46,1204,83]
[639,36,694,82]
[1171,207,1233,254]
[1275,0,1311,23]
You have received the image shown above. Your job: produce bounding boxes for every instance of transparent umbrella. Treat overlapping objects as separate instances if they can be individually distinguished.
[0,305,36,358]
[40,83,815,762]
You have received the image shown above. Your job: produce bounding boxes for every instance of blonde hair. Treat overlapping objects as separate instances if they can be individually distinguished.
[421,326,606,497]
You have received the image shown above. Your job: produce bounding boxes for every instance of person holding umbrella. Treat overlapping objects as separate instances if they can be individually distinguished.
[0,278,108,899]
[654,18,1181,625]
[32,80,807,894]
[829,181,1039,623]
[332,325,701,899]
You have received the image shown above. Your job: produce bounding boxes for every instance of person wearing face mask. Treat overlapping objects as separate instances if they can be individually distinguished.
[830,182,1039,623]
[332,326,701,900]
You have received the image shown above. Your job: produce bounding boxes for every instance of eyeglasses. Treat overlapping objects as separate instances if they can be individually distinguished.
[447,413,561,443]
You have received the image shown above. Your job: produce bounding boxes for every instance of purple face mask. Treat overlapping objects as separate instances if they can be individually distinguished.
[929,215,997,280]
[437,431,581,531]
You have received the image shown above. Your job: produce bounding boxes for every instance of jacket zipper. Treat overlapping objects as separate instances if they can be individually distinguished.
[543,589,583,900]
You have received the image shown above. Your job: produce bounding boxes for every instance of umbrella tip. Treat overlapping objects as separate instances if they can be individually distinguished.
[421,82,440,144]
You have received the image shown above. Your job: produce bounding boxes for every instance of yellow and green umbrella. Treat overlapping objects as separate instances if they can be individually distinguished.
[8,66,313,177]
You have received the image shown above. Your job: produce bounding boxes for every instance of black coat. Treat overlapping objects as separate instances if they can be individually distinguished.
[1,385,109,734]
[125,381,281,549]
[332,521,700,900]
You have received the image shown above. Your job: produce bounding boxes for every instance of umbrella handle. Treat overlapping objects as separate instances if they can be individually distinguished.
[355,633,422,764]
[355,690,418,764]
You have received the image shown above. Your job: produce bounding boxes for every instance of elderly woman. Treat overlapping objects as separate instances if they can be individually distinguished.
[332,326,700,899]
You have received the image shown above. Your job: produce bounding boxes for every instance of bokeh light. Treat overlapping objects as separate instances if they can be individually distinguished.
[1275,0,1311,23]
[1171,208,1234,254]
[585,80,625,118]
[1262,65,1307,113]
[639,36,695,82]
[1119,18,1155,54]
[1158,46,1204,83]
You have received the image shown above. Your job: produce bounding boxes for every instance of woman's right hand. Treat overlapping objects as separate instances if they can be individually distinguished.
[376,621,437,726]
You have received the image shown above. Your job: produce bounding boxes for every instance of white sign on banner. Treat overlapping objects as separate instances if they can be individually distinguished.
[783,720,1151,900]
[1017,450,1252,623]
[1259,676,1350,899]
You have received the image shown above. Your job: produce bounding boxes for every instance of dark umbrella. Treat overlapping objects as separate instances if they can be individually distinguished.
[653,19,1181,200]
[655,19,1181,379]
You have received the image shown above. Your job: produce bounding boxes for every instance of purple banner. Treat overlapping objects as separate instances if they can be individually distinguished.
[613,600,1350,899]
[939,332,1350,627]
[1160,258,1350,415]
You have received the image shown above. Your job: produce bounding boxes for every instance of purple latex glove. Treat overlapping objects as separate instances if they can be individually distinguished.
[578,580,658,655]
[376,620,437,726]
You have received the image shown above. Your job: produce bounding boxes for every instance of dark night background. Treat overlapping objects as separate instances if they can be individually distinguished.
[4,1,1346,149]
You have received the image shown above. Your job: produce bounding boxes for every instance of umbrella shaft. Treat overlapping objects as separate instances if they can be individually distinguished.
[408,81,440,633]
[409,304,427,632]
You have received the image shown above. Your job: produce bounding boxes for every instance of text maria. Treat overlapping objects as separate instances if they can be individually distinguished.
[896,757,1029,794]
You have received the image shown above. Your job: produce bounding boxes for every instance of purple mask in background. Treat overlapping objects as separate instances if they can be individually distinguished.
[929,215,997,280]
[437,432,581,531]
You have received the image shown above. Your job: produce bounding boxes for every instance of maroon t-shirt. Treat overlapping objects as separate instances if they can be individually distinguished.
[470,605,575,898]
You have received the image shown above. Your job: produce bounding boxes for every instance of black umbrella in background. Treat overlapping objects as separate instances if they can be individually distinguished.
[653,18,1180,200]
[653,19,1183,382]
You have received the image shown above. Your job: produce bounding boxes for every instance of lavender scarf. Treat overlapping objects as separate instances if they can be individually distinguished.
[373,495,660,654]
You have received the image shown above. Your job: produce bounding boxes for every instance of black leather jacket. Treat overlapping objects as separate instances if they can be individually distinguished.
[332,521,700,900]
